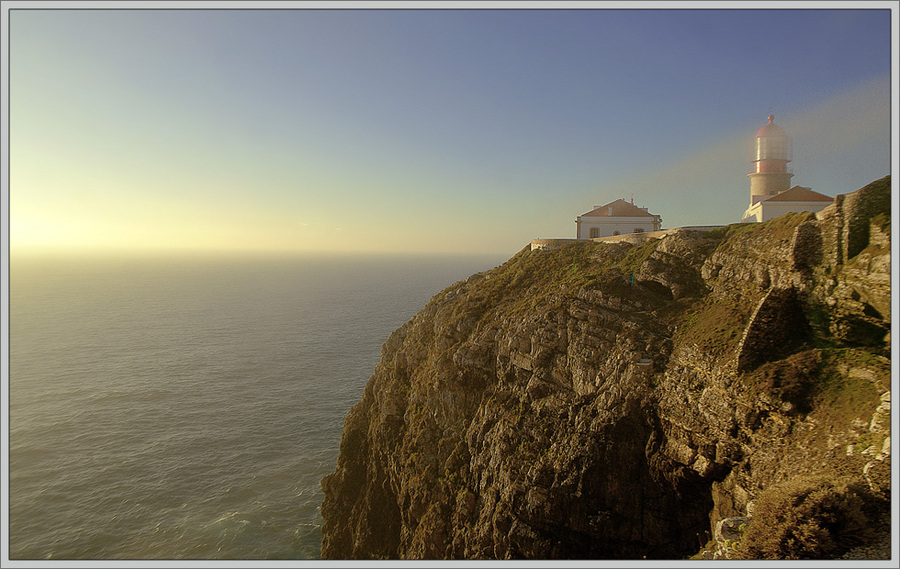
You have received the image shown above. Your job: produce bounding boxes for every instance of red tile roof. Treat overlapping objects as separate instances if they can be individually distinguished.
[763,185,832,203]
[580,198,657,218]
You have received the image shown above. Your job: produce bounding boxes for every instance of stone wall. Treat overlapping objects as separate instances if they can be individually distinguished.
[531,226,723,251]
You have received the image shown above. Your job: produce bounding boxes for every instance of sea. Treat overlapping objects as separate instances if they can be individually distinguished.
[6,251,506,561]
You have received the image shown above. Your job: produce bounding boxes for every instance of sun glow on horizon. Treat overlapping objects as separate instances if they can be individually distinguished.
[8,9,893,257]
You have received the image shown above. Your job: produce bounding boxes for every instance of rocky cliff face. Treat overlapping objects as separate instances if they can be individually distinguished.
[320,176,892,560]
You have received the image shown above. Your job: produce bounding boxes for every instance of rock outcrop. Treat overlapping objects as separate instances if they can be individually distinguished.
[320,176,892,560]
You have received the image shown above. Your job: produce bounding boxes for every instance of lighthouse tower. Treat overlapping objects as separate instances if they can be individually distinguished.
[741,114,833,223]
[748,114,793,204]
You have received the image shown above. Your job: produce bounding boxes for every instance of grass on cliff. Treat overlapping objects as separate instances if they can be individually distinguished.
[706,211,817,249]
[431,240,661,323]
[738,348,884,420]
[703,222,759,242]
[673,298,751,357]
[808,349,887,426]
[444,212,815,337]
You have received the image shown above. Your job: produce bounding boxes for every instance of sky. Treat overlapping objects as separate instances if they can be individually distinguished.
[5,3,897,257]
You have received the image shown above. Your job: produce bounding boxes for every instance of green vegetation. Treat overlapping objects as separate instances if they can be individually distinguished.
[618,238,659,275]
[739,348,884,420]
[430,240,663,325]
[674,298,750,356]
[704,222,759,242]
[705,211,815,247]
[811,348,886,424]
[736,475,881,559]
[763,211,818,240]
[741,350,822,413]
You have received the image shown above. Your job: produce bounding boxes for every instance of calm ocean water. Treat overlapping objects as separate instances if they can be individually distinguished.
[8,252,505,560]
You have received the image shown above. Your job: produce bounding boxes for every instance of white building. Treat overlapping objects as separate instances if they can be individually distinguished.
[741,115,832,222]
[576,198,662,239]
[741,185,834,223]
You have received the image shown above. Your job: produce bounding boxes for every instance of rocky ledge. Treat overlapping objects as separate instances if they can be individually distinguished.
[320,176,892,560]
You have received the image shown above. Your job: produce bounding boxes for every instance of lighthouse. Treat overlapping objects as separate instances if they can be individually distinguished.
[748,114,793,204]
[741,114,833,223]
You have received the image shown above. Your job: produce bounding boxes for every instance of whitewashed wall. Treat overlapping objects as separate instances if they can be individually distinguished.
[743,201,831,223]
[576,217,659,239]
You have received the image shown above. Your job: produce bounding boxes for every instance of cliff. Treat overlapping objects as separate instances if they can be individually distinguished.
[320,176,892,560]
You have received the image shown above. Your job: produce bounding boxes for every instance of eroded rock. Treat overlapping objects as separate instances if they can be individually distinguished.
[321,177,892,560]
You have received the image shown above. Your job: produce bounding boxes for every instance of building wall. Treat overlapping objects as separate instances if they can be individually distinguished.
[742,200,832,223]
[576,216,659,239]
[759,201,832,222]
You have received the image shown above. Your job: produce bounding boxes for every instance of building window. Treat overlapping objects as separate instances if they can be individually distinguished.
[633,228,644,233]
[589,228,599,238]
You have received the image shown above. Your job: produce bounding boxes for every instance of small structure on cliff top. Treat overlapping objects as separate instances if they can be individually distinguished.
[740,114,833,223]
[575,198,662,239]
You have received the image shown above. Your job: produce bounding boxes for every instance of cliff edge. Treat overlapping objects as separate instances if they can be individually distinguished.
[321,176,892,560]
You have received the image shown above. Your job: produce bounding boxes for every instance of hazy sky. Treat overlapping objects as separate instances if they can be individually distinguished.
[7,4,896,256]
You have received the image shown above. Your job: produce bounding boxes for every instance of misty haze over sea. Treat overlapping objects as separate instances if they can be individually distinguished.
[9,252,503,559]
